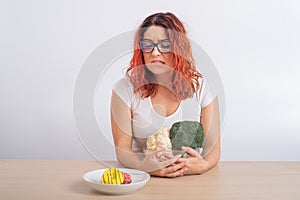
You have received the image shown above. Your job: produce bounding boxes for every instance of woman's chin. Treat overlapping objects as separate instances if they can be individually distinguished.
[146,65,173,75]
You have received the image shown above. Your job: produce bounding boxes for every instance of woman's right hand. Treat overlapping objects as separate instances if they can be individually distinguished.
[142,147,186,177]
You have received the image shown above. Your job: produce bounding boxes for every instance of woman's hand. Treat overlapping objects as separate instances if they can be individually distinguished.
[144,147,186,178]
[149,161,186,178]
[178,146,210,175]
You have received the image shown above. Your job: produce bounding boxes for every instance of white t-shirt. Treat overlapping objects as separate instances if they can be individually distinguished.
[112,76,214,152]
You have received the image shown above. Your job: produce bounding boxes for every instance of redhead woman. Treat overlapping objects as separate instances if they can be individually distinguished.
[110,12,220,177]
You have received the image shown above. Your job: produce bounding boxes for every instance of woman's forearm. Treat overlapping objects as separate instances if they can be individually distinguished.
[203,138,221,171]
[115,148,145,170]
[116,147,183,174]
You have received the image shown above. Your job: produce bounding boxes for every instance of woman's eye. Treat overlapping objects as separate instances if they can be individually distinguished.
[160,42,172,49]
[144,44,153,48]
[161,44,170,48]
[142,42,153,48]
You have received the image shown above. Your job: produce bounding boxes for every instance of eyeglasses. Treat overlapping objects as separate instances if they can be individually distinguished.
[139,39,172,53]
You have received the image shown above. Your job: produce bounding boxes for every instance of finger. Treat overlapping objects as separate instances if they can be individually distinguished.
[168,162,186,172]
[159,154,182,167]
[176,157,188,163]
[164,163,186,177]
[162,162,185,175]
[162,152,176,159]
[166,169,185,178]
[181,146,200,158]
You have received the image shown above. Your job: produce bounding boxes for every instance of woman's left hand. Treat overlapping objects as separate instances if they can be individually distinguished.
[178,146,210,175]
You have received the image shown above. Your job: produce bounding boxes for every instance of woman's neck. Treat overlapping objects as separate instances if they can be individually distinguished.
[153,73,171,89]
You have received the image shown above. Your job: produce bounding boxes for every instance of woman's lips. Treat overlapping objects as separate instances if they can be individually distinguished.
[151,60,165,64]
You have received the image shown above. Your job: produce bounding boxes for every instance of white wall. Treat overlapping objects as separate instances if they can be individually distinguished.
[1,0,299,160]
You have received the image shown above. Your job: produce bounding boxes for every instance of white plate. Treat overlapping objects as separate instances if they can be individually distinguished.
[83,168,150,195]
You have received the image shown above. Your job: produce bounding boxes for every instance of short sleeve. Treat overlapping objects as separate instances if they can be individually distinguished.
[197,77,215,108]
[112,77,134,108]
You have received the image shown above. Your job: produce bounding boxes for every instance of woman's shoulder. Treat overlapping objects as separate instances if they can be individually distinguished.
[113,76,133,91]
[114,76,131,86]
[112,76,135,106]
[196,76,215,107]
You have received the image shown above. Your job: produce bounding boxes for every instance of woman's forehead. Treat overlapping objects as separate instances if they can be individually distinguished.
[143,25,168,41]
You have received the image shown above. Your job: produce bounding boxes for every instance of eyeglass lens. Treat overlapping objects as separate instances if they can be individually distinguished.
[140,40,172,53]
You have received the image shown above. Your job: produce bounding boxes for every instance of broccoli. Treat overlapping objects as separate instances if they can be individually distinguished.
[169,121,204,150]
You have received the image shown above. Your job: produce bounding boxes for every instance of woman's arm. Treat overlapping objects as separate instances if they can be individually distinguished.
[179,97,221,175]
[201,96,221,167]
[110,91,184,176]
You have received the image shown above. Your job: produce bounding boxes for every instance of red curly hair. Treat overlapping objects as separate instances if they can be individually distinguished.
[126,12,201,100]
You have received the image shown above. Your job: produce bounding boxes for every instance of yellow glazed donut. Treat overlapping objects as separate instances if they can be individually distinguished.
[101,168,125,184]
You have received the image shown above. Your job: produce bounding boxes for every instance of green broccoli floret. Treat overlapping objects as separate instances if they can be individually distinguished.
[169,121,204,150]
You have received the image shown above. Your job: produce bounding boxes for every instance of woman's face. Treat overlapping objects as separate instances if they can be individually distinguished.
[141,25,174,76]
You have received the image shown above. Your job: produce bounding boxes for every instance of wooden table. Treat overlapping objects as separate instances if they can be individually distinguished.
[0,160,299,199]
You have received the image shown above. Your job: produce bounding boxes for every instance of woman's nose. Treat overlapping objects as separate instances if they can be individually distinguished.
[152,46,161,56]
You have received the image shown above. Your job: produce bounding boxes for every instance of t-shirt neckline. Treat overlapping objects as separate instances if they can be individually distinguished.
[148,97,181,119]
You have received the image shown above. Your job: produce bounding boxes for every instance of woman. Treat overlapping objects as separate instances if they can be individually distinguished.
[110,12,220,177]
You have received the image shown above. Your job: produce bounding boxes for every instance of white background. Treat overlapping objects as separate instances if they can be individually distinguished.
[1,0,299,160]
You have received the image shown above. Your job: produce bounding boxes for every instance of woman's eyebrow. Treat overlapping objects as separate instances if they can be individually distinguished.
[143,38,170,42]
